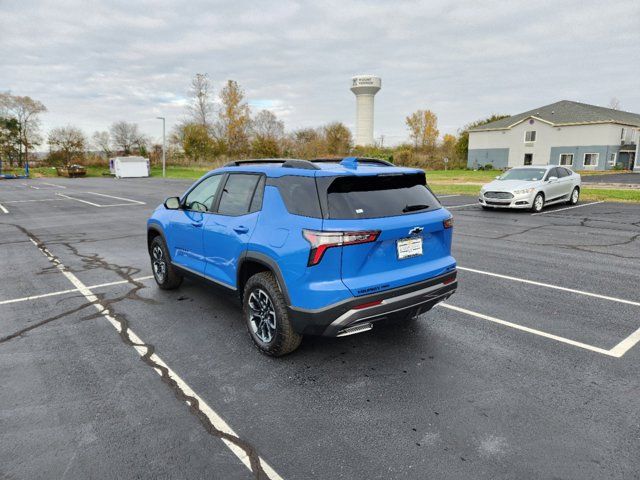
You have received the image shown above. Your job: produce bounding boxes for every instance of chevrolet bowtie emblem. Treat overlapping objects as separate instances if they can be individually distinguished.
[409,227,424,235]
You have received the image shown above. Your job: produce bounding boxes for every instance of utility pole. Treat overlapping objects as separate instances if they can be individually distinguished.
[156,117,166,177]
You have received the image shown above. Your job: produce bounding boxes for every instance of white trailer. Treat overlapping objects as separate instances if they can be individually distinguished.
[109,156,150,178]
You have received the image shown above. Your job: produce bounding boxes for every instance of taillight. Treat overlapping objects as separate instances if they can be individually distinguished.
[443,217,453,229]
[302,229,380,266]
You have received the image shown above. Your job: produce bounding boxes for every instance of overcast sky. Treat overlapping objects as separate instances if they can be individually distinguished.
[2,0,639,147]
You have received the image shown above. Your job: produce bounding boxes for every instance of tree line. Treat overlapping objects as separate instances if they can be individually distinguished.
[1,78,508,171]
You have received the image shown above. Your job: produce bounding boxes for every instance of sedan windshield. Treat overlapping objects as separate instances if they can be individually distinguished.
[498,168,546,181]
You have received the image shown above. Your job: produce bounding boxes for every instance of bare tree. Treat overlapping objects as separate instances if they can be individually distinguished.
[188,73,215,128]
[91,130,112,157]
[110,121,144,155]
[0,92,47,166]
[251,110,284,139]
[48,126,86,167]
[608,97,621,110]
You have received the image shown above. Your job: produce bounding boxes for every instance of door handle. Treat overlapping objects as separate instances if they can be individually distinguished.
[191,222,203,228]
[234,225,249,234]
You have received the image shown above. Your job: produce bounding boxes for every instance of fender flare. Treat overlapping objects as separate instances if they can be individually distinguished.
[238,251,291,305]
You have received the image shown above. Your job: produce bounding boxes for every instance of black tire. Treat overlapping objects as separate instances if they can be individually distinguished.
[568,187,580,205]
[530,192,544,213]
[150,236,183,290]
[243,272,302,356]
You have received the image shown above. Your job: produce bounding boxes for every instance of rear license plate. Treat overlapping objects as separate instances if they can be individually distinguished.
[397,237,423,259]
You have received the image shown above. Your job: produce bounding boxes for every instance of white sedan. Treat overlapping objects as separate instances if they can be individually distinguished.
[479,166,581,213]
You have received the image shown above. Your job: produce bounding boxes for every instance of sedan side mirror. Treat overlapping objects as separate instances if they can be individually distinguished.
[547,176,558,182]
[164,196,181,210]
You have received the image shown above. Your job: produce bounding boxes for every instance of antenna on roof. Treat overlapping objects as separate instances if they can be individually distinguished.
[340,157,358,169]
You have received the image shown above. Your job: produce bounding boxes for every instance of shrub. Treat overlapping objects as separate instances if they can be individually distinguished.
[483,163,493,170]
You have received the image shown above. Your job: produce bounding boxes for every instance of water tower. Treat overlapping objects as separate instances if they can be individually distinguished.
[350,75,381,146]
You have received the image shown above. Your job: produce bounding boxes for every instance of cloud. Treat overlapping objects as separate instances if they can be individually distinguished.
[1,0,638,147]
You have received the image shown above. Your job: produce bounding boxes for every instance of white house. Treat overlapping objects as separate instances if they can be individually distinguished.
[467,100,640,171]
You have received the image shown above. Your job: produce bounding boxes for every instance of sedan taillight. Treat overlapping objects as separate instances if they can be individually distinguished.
[302,229,380,266]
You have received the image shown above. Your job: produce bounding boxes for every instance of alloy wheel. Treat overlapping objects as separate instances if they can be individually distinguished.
[571,189,579,204]
[152,245,167,282]
[248,288,277,343]
[534,195,544,212]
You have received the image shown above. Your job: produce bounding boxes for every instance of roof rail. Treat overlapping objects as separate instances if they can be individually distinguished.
[282,159,321,170]
[312,157,394,167]
[224,159,285,167]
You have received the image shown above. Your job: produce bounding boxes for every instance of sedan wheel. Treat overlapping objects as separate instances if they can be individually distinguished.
[531,193,544,212]
[569,187,580,205]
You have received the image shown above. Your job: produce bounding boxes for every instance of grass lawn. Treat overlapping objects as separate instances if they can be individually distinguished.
[28,165,213,180]
[24,165,640,203]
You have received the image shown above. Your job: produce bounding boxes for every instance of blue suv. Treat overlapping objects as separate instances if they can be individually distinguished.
[147,157,457,356]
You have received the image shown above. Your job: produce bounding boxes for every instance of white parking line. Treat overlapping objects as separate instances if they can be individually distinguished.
[447,203,479,209]
[0,276,154,306]
[609,326,640,357]
[458,266,640,307]
[532,201,604,216]
[3,198,66,204]
[88,191,146,205]
[27,237,282,479]
[54,192,146,207]
[55,192,103,207]
[41,182,66,189]
[0,203,8,214]
[439,302,616,357]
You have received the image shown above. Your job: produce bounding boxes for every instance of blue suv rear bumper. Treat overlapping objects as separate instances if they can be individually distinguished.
[287,270,457,336]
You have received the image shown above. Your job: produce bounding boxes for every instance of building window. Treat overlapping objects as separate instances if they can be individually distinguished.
[523,153,533,165]
[608,153,616,166]
[525,131,536,142]
[621,128,626,140]
[584,153,599,167]
[559,153,573,166]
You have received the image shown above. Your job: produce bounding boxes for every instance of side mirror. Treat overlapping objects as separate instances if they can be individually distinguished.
[164,197,181,210]
[548,176,558,182]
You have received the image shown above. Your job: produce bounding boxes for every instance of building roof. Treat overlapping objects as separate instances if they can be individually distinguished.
[470,100,640,131]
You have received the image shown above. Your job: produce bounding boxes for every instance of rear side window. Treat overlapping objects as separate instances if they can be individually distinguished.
[326,173,440,219]
[269,176,322,218]
[217,174,261,216]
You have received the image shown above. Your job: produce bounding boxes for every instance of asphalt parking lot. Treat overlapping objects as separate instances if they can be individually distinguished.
[1,177,639,479]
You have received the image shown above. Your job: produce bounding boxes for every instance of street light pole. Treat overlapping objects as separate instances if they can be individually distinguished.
[156,117,166,177]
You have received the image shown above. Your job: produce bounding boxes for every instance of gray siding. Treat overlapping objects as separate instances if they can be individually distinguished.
[548,145,619,170]
[467,148,509,169]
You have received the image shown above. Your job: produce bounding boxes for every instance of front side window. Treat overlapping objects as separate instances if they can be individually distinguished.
[184,175,223,212]
[525,131,536,142]
[584,153,599,166]
[217,174,261,216]
[559,153,573,166]
[556,167,570,178]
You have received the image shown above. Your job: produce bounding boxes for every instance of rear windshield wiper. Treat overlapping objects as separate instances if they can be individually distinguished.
[403,204,430,213]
